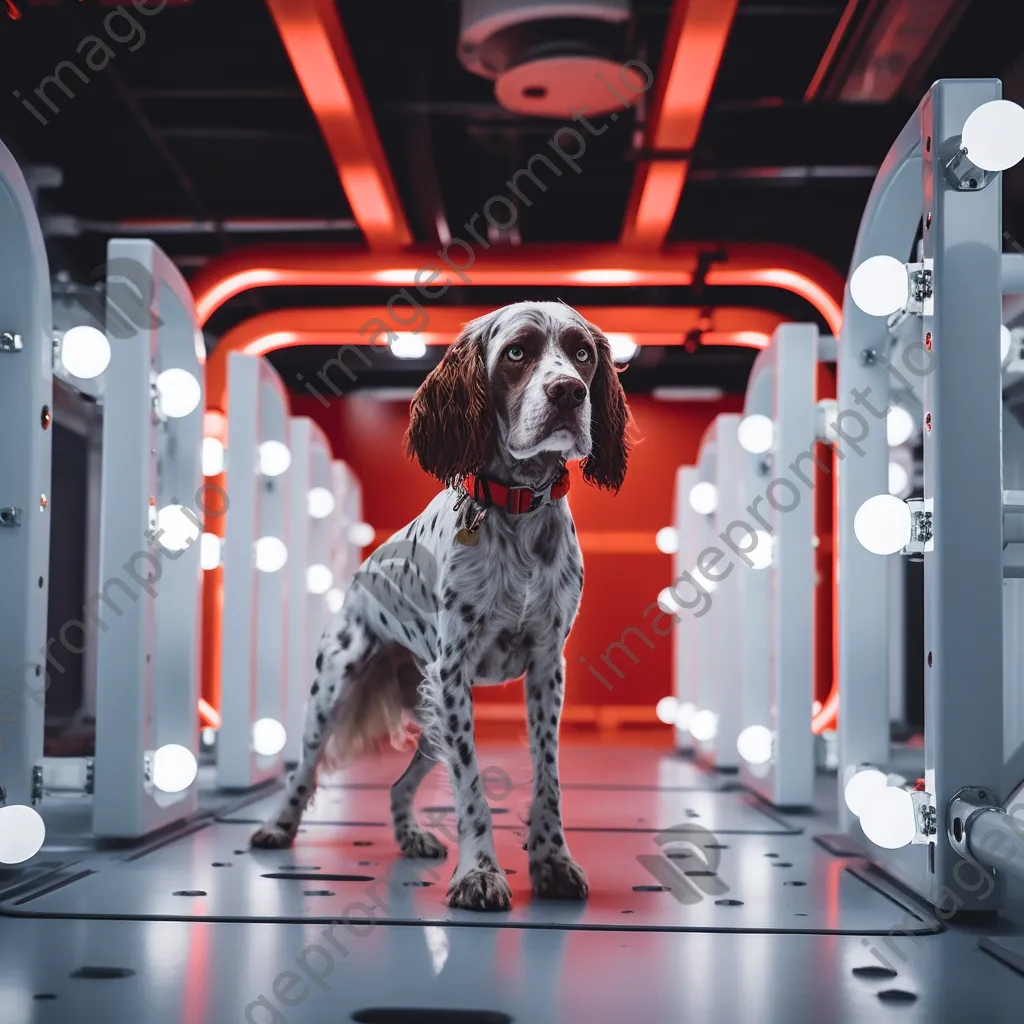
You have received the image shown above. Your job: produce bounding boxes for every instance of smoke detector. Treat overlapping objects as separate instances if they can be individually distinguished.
[458,0,643,119]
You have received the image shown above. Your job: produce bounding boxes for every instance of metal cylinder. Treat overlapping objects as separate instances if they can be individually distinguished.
[964,806,1024,883]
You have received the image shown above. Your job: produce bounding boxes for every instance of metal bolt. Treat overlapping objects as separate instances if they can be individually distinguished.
[859,349,877,366]
[41,405,51,430]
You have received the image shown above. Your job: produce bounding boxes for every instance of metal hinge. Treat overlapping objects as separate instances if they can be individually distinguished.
[903,497,933,559]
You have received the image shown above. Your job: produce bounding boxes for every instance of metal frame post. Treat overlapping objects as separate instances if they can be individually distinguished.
[0,139,52,814]
[92,239,205,838]
[672,466,698,752]
[218,355,290,789]
[920,79,1005,910]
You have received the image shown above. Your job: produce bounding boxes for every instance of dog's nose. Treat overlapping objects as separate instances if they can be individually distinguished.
[545,377,587,410]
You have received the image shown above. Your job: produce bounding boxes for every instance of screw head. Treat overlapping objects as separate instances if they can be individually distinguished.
[40,406,50,430]
[925,413,932,432]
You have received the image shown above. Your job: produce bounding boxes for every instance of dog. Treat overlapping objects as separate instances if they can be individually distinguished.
[251,300,630,911]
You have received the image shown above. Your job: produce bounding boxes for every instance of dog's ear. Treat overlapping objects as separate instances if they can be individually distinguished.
[581,323,630,491]
[405,317,496,486]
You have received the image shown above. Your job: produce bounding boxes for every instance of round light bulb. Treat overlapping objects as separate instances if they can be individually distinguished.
[673,702,697,730]
[749,530,772,570]
[60,325,111,379]
[843,767,887,817]
[657,587,680,614]
[255,536,288,573]
[200,532,222,570]
[608,333,638,362]
[326,588,345,614]
[737,724,773,766]
[390,335,427,359]
[155,504,200,552]
[0,805,47,864]
[656,696,679,724]
[689,481,718,515]
[689,709,718,742]
[853,494,911,555]
[348,522,375,547]
[306,563,334,595]
[850,255,909,317]
[201,727,217,746]
[888,462,909,497]
[961,99,1024,172]
[151,743,198,794]
[258,440,291,477]
[655,526,678,554]
[1001,324,1013,364]
[156,368,202,418]
[738,414,774,454]
[252,717,287,757]
[886,406,914,447]
[859,786,917,849]
[307,487,336,519]
[202,437,225,476]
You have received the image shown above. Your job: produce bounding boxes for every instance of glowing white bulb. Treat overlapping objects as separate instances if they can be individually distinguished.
[673,702,697,730]
[850,255,909,317]
[200,727,217,746]
[155,504,200,552]
[255,536,288,573]
[738,414,774,454]
[391,335,427,359]
[749,530,772,570]
[574,270,638,284]
[202,437,225,476]
[961,99,1024,172]
[348,522,375,547]
[200,532,222,570]
[307,487,336,519]
[655,527,678,554]
[888,462,909,497]
[151,743,198,794]
[737,725,773,765]
[689,709,718,742]
[252,718,287,757]
[608,333,638,362]
[1001,324,1013,364]
[657,587,680,614]
[843,767,888,817]
[156,368,202,418]
[853,494,911,555]
[326,588,345,614]
[0,805,47,864]
[859,786,917,849]
[258,440,291,477]
[306,563,334,595]
[886,406,914,447]
[689,481,718,515]
[60,325,110,379]
[656,696,679,724]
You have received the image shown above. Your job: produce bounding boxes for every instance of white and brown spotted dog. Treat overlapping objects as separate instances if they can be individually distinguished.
[251,300,630,911]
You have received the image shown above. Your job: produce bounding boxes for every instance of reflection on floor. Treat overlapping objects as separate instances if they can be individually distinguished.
[2,743,1023,1023]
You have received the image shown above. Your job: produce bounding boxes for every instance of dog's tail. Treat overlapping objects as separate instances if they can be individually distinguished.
[317,647,418,774]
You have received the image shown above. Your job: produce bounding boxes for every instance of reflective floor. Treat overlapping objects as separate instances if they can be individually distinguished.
[2,743,1023,1023]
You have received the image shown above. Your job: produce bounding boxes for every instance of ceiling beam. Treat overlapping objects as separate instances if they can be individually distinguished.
[620,0,741,248]
[265,0,412,250]
[806,0,972,103]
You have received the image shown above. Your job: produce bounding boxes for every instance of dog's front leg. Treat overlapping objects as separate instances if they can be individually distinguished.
[422,647,511,912]
[525,648,589,899]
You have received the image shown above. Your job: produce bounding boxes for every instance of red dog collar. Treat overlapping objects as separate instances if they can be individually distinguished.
[461,469,570,515]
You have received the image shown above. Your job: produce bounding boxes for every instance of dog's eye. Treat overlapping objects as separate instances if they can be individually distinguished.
[506,346,525,362]
[575,347,590,362]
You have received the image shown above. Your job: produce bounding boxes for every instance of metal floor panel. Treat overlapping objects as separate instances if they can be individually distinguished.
[302,743,728,789]
[221,780,796,833]
[1,916,1021,1024]
[1,821,935,934]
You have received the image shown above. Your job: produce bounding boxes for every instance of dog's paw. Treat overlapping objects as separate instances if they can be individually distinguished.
[400,830,448,860]
[446,869,512,912]
[250,825,295,849]
[530,857,589,900]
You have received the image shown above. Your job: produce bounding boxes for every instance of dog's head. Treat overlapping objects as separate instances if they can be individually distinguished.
[406,301,630,490]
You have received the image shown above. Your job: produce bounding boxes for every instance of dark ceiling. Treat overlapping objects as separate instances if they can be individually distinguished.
[2,0,1024,396]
